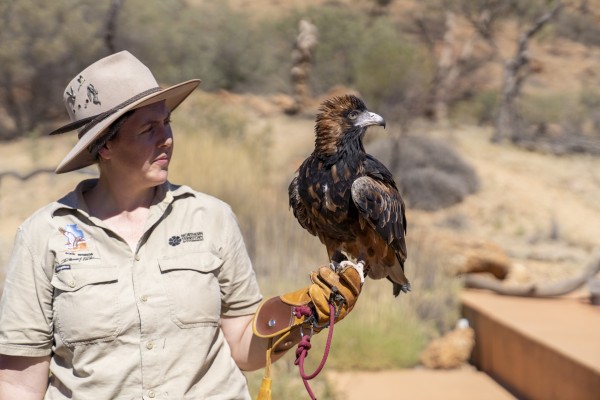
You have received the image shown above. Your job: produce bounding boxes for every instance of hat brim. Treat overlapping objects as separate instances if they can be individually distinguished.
[55,79,201,174]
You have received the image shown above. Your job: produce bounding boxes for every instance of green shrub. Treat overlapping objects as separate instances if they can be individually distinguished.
[450,90,500,125]
[0,0,105,139]
[354,18,434,114]
[517,90,600,139]
[0,0,296,141]
[556,9,600,48]
[518,92,577,126]
[117,1,288,93]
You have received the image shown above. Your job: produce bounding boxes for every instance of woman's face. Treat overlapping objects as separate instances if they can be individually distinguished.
[100,101,173,188]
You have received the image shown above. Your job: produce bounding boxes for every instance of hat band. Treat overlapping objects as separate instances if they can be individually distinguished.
[49,87,162,137]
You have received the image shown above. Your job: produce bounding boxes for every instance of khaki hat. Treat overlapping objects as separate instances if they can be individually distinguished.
[50,51,201,173]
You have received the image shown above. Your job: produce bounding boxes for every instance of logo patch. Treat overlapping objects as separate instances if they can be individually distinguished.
[168,236,182,246]
[168,232,203,246]
[59,224,88,251]
[55,264,71,273]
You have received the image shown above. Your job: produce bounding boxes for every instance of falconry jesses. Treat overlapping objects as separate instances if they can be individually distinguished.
[289,94,410,296]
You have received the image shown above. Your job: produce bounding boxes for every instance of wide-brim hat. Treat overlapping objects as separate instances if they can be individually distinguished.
[50,51,201,173]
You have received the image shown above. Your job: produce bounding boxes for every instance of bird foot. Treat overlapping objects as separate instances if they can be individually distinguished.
[334,260,365,284]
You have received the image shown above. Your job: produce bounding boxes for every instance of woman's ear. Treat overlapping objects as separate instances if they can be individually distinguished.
[97,142,112,161]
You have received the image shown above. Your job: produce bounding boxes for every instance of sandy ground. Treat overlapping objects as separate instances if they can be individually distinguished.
[327,367,516,400]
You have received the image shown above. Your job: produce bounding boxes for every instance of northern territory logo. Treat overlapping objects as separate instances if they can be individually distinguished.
[168,232,203,246]
[59,224,88,251]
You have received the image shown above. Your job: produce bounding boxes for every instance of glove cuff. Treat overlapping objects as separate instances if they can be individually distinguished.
[252,294,313,353]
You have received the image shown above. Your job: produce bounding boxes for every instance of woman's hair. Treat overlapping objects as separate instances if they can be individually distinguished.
[88,109,136,159]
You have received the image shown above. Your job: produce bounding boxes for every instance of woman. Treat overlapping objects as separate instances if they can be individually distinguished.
[0,52,361,399]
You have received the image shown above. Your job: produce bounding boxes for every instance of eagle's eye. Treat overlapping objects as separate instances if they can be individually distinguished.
[348,110,359,120]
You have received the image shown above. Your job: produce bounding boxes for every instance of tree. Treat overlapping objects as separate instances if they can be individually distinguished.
[407,1,497,124]
[492,1,563,143]
[408,0,564,138]
[0,0,104,140]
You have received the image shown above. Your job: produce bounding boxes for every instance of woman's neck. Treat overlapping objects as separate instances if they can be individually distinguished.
[84,175,156,220]
[83,176,158,252]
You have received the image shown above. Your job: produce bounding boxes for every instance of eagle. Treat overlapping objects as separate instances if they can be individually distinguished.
[289,94,410,296]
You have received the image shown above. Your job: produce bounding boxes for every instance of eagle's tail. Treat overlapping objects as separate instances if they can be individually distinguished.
[388,278,412,297]
[388,258,411,297]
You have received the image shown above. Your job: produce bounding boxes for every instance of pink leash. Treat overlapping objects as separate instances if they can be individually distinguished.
[293,303,336,400]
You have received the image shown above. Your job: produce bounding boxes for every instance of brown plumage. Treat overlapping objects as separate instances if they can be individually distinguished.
[289,94,410,296]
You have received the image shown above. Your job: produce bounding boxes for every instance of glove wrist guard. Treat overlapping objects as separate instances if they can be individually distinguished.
[252,294,310,353]
[252,263,363,353]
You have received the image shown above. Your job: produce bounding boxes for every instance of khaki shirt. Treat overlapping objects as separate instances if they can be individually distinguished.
[0,179,263,400]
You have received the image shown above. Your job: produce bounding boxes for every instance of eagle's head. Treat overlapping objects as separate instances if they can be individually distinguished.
[314,94,385,157]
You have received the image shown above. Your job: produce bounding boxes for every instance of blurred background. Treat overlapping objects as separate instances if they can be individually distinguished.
[1,0,599,399]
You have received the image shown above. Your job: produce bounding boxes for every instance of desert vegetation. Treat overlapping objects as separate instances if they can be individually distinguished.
[2,0,600,398]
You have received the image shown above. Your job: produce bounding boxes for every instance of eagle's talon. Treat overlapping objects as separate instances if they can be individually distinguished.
[338,260,365,284]
[329,260,341,272]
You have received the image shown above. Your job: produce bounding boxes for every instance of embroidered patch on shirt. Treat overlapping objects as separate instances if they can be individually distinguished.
[59,224,88,251]
[168,232,203,246]
[55,264,71,273]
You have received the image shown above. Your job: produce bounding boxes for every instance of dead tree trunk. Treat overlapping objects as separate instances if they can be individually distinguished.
[492,2,563,143]
[288,19,318,115]
[103,0,125,54]
[432,11,457,124]
[432,11,480,125]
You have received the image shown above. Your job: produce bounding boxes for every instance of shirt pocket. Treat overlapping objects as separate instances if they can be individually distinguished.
[158,252,223,328]
[51,266,121,346]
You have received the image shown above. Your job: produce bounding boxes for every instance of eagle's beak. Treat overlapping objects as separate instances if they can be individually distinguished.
[356,111,386,129]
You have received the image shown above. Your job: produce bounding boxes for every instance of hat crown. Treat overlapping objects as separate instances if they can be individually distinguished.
[63,51,159,123]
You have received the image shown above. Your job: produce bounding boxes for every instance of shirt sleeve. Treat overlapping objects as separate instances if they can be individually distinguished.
[217,207,263,317]
[0,226,54,356]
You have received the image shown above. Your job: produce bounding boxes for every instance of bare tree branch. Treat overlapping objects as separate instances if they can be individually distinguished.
[464,249,600,297]
[0,168,95,184]
[0,168,55,182]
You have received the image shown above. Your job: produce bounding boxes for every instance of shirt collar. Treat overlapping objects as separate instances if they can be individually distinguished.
[51,179,196,217]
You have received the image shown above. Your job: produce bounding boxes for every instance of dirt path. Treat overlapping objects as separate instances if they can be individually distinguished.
[327,367,515,400]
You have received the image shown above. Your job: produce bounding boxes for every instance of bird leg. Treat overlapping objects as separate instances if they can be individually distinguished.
[330,250,349,264]
[328,250,367,284]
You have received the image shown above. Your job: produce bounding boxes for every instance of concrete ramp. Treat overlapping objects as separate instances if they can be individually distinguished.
[462,290,600,400]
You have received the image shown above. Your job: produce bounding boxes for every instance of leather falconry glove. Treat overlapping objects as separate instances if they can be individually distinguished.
[253,261,364,400]
[252,260,364,354]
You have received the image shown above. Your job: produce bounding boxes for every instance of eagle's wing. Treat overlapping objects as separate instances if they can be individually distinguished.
[351,156,407,261]
[289,173,318,236]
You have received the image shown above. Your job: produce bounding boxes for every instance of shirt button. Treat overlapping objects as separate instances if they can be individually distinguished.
[68,281,76,288]
[147,390,156,398]
[140,295,148,302]
[146,341,154,350]
[135,254,141,261]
